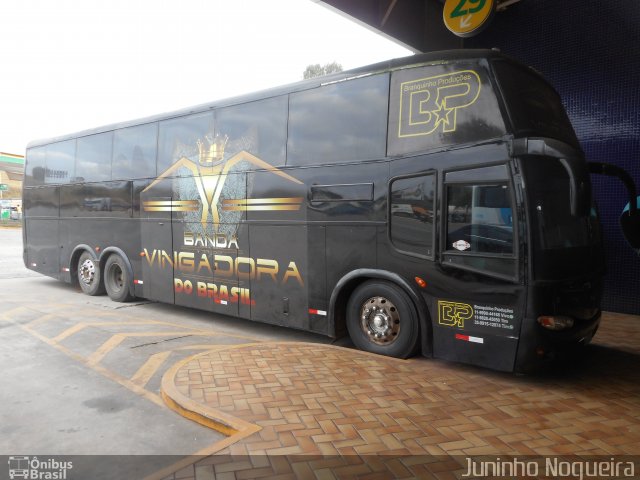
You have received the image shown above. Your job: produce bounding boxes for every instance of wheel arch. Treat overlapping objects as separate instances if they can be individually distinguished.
[99,247,135,298]
[328,269,433,357]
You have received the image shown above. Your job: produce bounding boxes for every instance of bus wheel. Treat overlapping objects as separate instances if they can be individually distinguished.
[77,251,104,296]
[346,280,419,358]
[104,254,134,302]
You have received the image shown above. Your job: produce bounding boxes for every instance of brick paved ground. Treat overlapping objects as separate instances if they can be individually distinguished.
[156,312,640,479]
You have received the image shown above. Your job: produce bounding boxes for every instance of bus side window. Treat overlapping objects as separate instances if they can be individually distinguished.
[442,165,516,280]
[446,183,513,255]
[76,132,112,183]
[389,173,435,258]
[157,112,214,177]
[216,96,288,168]
[45,140,75,185]
[112,123,158,181]
[287,74,389,167]
[25,147,46,187]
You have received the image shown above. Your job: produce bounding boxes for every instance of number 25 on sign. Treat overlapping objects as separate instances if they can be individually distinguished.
[443,0,495,37]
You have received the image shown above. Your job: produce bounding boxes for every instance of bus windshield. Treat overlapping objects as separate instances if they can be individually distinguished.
[493,61,579,149]
[521,157,603,279]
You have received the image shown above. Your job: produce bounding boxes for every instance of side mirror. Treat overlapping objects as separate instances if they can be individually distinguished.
[589,162,639,254]
[621,197,640,253]
[560,158,591,217]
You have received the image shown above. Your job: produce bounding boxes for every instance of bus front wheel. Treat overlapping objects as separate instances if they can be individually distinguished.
[77,251,105,296]
[104,254,134,302]
[346,280,419,359]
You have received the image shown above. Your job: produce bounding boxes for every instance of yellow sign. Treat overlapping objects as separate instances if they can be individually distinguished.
[443,0,495,37]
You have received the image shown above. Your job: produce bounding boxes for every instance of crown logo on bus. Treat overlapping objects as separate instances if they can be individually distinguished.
[197,134,228,166]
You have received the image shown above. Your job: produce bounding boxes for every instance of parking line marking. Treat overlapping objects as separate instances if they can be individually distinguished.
[0,306,31,320]
[130,345,229,388]
[52,320,160,343]
[130,350,173,387]
[25,313,59,328]
[87,333,128,366]
[86,331,224,366]
[21,324,165,408]
[2,306,272,479]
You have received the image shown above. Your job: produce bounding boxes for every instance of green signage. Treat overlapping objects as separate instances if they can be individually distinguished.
[0,184,8,191]
[443,0,495,37]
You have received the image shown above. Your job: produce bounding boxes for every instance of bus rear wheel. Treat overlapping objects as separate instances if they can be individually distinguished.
[77,251,104,296]
[104,254,134,302]
[346,280,419,359]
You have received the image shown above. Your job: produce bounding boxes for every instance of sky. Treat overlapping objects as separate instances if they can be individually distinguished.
[0,0,412,155]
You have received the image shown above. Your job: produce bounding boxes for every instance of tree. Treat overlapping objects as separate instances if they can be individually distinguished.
[303,61,343,79]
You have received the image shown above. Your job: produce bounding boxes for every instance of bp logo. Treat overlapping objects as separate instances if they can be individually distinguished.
[398,70,481,138]
[438,300,474,328]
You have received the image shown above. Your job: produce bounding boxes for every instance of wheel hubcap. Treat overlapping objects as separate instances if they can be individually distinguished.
[79,259,95,285]
[360,296,400,345]
[113,266,123,290]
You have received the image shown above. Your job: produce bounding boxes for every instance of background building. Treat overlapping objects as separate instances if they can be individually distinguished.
[0,152,24,219]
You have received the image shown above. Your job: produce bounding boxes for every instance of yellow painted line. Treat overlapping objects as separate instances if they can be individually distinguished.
[130,345,229,387]
[160,347,262,437]
[130,350,173,388]
[86,333,127,366]
[49,315,264,344]
[2,304,274,480]
[52,320,160,343]
[2,307,266,480]
[0,306,31,320]
[25,313,59,328]
[52,323,91,342]
[86,331,223,367]
[171,344,229,351]
[22,324,165,408]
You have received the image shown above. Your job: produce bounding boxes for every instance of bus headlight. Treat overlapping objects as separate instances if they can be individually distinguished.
[537,315,574,331]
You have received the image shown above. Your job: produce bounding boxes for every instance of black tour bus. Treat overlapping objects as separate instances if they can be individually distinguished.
[23,50,639,372]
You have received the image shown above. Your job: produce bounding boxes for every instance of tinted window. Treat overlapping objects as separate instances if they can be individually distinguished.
[25,147,46,187]
[388,63,505,156]
[60,182,131,218]
[519,157,597,252]
[158,112,214,176]
[520,156,604,280]
[45,140,75,185]
[446,183,513,255]
[112,123,158,180]
[493,61,579,148]
[76,132,113,182]
[390,174,435,257]
[288,74,389,166]
[216,97,288,167]
[23,186,59,217]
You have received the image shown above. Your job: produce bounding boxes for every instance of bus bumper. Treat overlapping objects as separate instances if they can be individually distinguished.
[514,311,601,373]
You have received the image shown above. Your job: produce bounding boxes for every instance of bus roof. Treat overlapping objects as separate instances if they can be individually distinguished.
[28,49,518,149]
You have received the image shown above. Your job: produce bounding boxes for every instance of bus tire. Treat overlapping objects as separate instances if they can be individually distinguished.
[346,280,419,358]
[104,254,134,302]
[77,251,104,296]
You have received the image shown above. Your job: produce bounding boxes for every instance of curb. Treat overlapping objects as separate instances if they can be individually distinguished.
[160,345,262,441]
